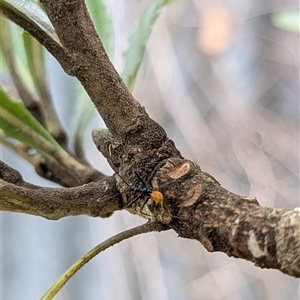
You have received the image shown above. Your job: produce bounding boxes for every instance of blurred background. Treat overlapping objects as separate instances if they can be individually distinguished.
[1,0,299,299]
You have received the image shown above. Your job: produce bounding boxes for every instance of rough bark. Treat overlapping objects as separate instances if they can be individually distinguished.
[0,161,121,219]
[0,0,299,278]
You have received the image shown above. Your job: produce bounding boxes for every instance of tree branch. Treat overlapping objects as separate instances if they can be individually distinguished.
[37,0,166,147]
[0,161,122,219]
[1,0,299,279]
[93,131,300,278]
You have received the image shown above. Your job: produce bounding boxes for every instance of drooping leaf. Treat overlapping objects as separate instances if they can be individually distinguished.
[271,9,300,32]
[72,86,97,159]
[0,18,36,93]
[0,31,7,73]
[0,0,60,43]
[85,0,114,58]
[22,30,46,93]
[0,89,60,159]
[121,0,175,90]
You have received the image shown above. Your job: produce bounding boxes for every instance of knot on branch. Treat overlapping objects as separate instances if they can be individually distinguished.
[92,128,182,172]
[92,129,205,223]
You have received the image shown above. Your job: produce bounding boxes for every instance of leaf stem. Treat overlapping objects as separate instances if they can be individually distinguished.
[40,222,169,300]
[1,106,86,172]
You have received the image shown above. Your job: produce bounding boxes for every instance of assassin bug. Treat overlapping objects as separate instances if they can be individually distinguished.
[116,171,164,214]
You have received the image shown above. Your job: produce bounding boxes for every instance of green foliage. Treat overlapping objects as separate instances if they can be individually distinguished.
[0,89,60,159]
[22,31,46,93]
[272,9,300,32]
[121,0,175,90]
[0,0,177,163]
[72,87,96,157]
[0,19,35,93]
[72,0,176,154]
[0,3,177,296]
[0,0,59,43]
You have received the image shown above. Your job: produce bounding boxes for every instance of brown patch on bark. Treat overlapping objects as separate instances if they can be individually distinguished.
[168,162,190,179]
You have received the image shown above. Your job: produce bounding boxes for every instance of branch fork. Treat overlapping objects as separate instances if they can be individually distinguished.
[0,0,299,278]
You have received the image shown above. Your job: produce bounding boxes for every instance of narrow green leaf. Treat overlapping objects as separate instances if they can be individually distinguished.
[271,9,300,32]
[72,86,96,158]
[0,89,60,159]
[0,18,36,93]
[0,0,60,43]
[85,0,114,58]
[121,0,175,90]
[0,32,7,73]
[23,31,45,90]
[0,52,7,75]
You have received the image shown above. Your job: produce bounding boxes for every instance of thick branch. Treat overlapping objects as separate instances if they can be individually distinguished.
[166,160,300,278]
[38,0,166,147]
[0,161,122,219]
[93,132,300,278]
[1,0,299,280]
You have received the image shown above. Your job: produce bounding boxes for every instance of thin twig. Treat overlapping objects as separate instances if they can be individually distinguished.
[40,221,169,300]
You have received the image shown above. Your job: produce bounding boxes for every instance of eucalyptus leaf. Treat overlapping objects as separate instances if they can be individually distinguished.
[121,0,175,90]
[0,18,36,93]
[23,31,46,93]
[0,0,60,43]
[72,86,97,159]
[0,89,60,159]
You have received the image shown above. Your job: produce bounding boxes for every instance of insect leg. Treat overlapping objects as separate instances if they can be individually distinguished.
[126,194,143,208]
[134,171,148,187]
[140,197,150,213]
